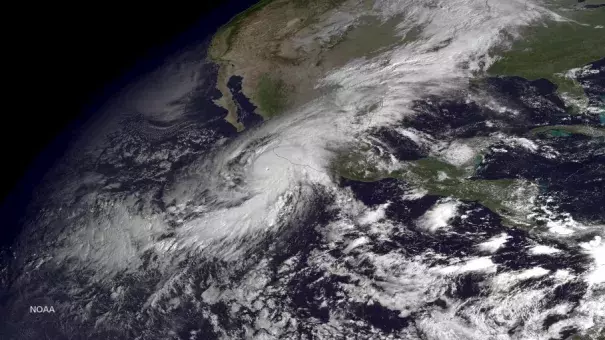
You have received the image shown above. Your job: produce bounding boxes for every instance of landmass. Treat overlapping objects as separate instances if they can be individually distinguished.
[488,0,605,108]
[208,0,406,130]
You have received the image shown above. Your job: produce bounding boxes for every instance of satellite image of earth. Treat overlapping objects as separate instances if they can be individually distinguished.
[1,0,604,339]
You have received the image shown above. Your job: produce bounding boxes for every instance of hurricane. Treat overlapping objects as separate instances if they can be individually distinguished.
[1,0,604,339]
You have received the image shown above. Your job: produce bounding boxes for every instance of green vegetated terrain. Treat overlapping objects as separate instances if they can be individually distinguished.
[210,0,370,124]
[530,124,605,138]
[256,73,290,118]
[396,159,535,223]
[488,1,605,101]
[333,147,387,182]
[334,151,537,227]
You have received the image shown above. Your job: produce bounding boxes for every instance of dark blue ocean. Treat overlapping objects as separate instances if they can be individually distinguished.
[0,0,260,249]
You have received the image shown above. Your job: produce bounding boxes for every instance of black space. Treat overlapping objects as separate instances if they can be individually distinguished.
[2,1,240,203]
[1,1,262,248]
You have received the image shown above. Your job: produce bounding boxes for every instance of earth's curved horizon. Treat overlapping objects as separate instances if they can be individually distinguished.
[1,0,604,339]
